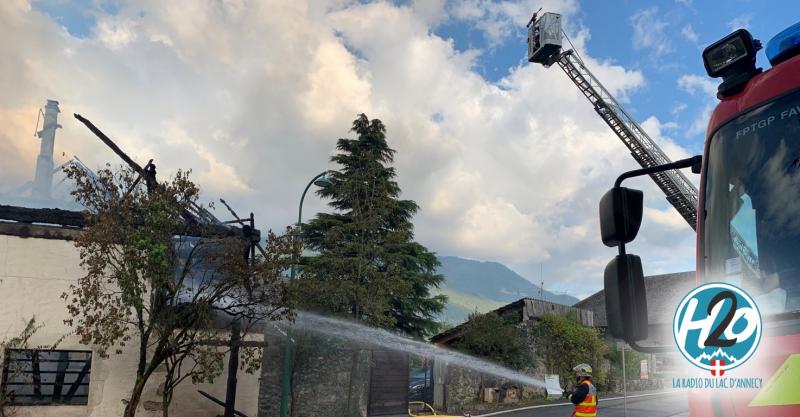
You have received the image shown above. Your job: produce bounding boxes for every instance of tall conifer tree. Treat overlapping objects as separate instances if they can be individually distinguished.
[298,114,446,337]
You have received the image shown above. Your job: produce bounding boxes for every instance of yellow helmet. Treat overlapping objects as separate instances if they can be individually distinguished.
[573,363,592,377]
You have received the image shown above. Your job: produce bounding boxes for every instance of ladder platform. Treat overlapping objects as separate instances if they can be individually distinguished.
[528,12,563,65]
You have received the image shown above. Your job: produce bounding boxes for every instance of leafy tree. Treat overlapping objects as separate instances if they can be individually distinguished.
[530,314,607,390]
[62,165,294,417]
[297,114,446,337]
[453,312,534,370]
[606,343,644,382]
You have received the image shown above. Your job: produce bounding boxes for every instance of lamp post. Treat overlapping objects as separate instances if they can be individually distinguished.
[280,170,332,417]
[290,171,333,279]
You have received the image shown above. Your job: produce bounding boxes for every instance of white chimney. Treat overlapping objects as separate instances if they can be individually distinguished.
[32,99,61,200]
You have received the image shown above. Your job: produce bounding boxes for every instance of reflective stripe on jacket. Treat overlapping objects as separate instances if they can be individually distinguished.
[575,380,597,417]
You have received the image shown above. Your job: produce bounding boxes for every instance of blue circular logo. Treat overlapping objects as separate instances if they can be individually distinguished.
[673,282,762,373]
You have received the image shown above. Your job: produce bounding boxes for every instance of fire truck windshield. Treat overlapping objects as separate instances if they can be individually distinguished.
[703,89,800,316]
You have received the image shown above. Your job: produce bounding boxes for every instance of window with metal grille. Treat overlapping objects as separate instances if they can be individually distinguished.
[1,349,91,405]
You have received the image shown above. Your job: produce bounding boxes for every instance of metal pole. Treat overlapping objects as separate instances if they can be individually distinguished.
[279,327,293,417]
[281,171,328,417]
[249,212,255,265]
[224,321,241,417]
[289,171,328,279]
[622,343,628,417]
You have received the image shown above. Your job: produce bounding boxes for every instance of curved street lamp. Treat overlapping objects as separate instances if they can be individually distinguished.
[281,170,332,417]
[290,171,332,279]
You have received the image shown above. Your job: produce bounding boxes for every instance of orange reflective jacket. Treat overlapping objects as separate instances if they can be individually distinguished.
[575,380,597,417]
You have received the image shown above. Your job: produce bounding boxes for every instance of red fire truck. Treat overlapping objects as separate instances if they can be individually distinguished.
[598,22,800,416]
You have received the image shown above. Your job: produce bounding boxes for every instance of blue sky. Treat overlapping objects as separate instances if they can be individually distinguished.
[32,0,112,38]
[5,0,800,297]
[432,0,799,155]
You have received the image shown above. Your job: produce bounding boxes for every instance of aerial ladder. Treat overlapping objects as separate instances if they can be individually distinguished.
[528,12,699,230]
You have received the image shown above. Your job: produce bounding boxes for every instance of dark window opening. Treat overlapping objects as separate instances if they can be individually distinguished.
[1,349,91,406]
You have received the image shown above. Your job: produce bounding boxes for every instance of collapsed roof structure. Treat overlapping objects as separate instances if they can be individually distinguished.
[0,103,267,417]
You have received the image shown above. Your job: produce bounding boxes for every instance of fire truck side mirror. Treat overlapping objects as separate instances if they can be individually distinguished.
[690,155,702,174]
[599,187,643,247]
[604,254,648,341]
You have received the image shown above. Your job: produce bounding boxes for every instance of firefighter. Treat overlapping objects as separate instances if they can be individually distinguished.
[526,7,542,28]
[527,8,543,51]
[568,363,597,417]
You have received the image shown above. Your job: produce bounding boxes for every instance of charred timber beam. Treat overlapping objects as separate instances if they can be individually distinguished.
[73,114,145,175]
[67,114,260,243]
[0,222,82,240]
[0,205,243,238]
[197,390,248,417]
[0,204,85,227]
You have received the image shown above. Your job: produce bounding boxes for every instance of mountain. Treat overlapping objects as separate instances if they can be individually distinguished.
[435,256,579,324]
[432,287,506,325]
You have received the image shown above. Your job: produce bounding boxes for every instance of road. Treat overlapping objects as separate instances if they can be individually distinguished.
[477,391,689,417]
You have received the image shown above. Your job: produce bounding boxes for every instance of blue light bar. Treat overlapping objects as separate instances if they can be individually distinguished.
[766,21,800,66]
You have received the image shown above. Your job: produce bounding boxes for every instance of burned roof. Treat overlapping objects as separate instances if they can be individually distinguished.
[0,203,250,241]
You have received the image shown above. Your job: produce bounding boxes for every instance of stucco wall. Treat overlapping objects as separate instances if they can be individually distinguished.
[0,234,261,417]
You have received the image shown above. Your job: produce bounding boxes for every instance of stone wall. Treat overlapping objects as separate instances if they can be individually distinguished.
[258,340,284,417]
[441,366,481,412]
[437,364,546,413]
[258,330,372,417]
[434,317,601,412]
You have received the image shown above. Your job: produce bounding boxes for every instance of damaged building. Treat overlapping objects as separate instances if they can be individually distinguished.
[0,100,264,417]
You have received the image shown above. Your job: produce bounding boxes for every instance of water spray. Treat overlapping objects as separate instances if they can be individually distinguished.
[285,311,550,390]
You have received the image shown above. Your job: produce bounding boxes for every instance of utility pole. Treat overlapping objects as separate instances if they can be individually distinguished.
[224,321,241,417]
[33,100,61,200]
[539,264,547,302]
[621,342,628,417]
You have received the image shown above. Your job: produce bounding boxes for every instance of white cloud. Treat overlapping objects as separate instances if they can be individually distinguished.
[0,0,696,297]
[640,116,694,173]
[630,7,673,57]
[449,0,579,47]
[681,24,698,43]
[678,74,718,136]
[160,122,252,193]
[688,102,715,137]
[94,16,138,50]
[678,74,716,96]
[456,197,549,263]
[728,14,752,31]
[412,0,448,27]
[645,206,689,231]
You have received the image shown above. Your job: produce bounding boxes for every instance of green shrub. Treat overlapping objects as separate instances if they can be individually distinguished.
[452,312,533,370]
[530,314,607,390]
